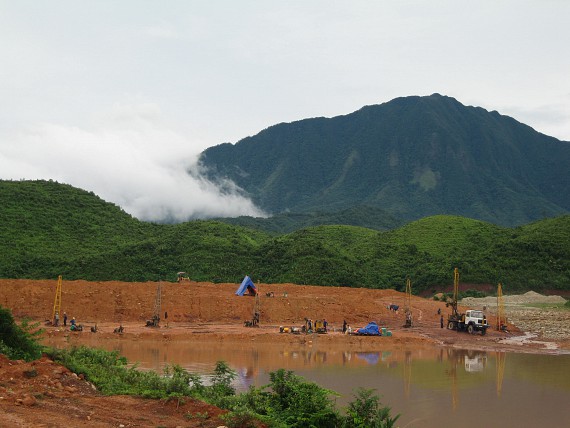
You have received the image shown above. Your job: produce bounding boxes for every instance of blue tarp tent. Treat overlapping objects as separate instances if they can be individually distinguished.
[356,321,381,336]
[355,352,380,365]
[235,275,257,296]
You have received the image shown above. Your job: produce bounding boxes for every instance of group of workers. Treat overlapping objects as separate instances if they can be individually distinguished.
[304,318,328,333]
[53,311,81,331]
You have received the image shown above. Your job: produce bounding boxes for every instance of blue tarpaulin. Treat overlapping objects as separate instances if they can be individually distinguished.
[235,275,257,296]
[355,352,380,365]
[356,321,381,336]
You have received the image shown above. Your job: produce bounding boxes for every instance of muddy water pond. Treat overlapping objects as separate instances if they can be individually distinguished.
[44,336,570,428]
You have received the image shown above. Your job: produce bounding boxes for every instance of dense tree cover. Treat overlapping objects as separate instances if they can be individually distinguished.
[200,94,570,227]
[1,180,569,292]
[215,205,403,234]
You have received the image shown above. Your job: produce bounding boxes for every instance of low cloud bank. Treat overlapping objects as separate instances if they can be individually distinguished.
[0,103,266,222]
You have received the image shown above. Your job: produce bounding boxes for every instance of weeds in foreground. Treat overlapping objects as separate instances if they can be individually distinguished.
[0,305,44,361]
[45,346,400,428]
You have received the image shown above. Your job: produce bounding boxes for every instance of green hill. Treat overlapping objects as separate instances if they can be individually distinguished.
[200,94,570,227]
[0,180,270,282]
[214,205,403,234]
[1,180,569,292]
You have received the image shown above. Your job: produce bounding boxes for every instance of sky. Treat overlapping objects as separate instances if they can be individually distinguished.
[1,1,569,222]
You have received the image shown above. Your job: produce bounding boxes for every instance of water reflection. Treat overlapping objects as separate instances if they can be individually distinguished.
[42,336,570,428]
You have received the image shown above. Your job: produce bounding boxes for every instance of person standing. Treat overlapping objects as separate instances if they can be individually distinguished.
[54,311,60,327]
[63,312,68,326]
[440,315,444,328]
[342,319,347,333]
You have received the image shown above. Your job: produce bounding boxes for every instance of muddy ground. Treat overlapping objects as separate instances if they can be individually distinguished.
[1,279,569,427]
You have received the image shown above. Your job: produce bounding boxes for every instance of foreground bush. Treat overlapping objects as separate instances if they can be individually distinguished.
[0,305,43,361]
[45,347,401,427]
[221,369,400,428]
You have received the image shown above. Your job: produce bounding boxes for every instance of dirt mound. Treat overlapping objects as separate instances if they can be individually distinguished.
[0,354,229,427]
[461,290,567,307]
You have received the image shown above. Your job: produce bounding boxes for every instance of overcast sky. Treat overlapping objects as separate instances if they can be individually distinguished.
[1,1,569,221]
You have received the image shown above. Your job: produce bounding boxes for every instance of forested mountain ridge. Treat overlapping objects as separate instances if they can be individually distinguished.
[200,94,570,226]
[1,180,569,293]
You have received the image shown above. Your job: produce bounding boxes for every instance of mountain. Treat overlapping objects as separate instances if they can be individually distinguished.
[1,180,569,292]
[199,94,570,226]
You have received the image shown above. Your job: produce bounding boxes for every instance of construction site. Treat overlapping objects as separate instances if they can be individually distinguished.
[1,273,570,427]
[2,274,569,353]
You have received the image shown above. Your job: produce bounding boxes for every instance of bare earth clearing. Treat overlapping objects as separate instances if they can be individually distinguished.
[1,279,569,427]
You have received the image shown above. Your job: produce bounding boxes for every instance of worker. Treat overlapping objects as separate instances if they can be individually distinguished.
[437,308,441,315]
[440,315,444,328]
[63,312,68,326]
[347,325,352,334]
[342,319,347,333]
[323,319,328,332]
[54,311,60,327]
[70,317,77,331]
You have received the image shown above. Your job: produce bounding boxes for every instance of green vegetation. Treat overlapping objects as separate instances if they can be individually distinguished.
[200,94,570,227]
[0,305,44,361]
[45,346,399,428]
[216,205,403,234]
[2,180,570,293]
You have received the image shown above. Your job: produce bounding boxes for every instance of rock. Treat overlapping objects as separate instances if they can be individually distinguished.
[21,395,37,406]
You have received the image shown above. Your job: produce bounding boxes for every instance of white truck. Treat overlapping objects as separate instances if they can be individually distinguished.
[447,309,489,335]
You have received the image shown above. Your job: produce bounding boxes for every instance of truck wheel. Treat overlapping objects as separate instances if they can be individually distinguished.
[467,324,475,334]
[447,321,454,330]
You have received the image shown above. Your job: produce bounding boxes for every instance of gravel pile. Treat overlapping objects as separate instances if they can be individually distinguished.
[461,291,569,340]
[461,291,567,308]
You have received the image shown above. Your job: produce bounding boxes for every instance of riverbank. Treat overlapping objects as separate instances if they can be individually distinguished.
[2,278,569,427]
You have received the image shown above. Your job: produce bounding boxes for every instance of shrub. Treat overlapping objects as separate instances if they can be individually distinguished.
[342,387,400,428]
[0,305,44,361]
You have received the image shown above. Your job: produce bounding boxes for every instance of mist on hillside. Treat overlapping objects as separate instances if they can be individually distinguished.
[0,104,265,222]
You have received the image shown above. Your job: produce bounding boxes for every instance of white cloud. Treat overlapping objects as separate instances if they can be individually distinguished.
[0,103,266,222]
